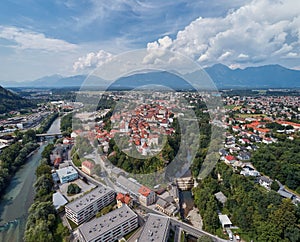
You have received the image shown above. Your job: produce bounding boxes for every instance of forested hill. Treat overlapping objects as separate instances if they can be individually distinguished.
[0,85,34,114]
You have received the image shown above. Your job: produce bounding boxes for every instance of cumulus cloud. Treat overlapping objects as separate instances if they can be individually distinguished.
[73,50,113,71]
[143,36,173,64]
[147,0,300,67]
[0,26,77,52]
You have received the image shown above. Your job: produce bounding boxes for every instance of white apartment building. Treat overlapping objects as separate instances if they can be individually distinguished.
[65,186,115,225]
[78,205,138,242]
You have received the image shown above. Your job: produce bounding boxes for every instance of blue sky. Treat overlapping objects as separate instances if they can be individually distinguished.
[1,0,300,81]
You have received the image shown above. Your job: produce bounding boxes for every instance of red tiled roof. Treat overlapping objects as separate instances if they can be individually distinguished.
[225,155,236,161]
[138,186,152,197]
[82,160,95,169]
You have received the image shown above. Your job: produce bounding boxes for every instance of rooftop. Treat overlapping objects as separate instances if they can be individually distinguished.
[139,185,152,197]
[78,205,137,242]
[218,214,232,227]
[116,175,141,196]
[56,166,78,178]
[138,213,170,242]
[66,186,114,212]
[53,191,68,210]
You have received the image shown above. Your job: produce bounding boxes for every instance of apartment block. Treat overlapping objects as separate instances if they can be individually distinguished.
[78,205,138,242]
[65,186,115,225]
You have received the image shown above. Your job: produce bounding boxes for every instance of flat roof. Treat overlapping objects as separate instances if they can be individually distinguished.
[79,205,137,242]
[116,175,141,196]
[53,191,68,210]
[278,189,294,199]
[218,214,232,226]
[138,213,170,242]
[56,166,78,178]
[66,186,114,213]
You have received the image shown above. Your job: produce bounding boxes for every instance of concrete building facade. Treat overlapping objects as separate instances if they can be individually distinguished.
[65,186,115,225]
[78,205,138,242]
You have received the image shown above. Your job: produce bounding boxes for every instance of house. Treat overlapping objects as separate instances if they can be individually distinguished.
[53,157,62,169]
[56,166,78,184]
[259,176,273,190]
[240,168,260,177]
[63,137,73,145]
[224,155,237,165]
[138,185,156,206]
[156,198,168,212]
[214,191,227,205]
[218,214,232,229]
[116,193,133,208]
[262,137,274,144]
[237,151,251,161]
[81,160,95,176]
[219,149,228,157]
[232,126,241,132]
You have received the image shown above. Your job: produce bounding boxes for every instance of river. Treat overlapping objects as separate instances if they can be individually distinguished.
[0,116,60,242]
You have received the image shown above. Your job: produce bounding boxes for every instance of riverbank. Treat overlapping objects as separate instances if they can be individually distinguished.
[0,116,61,242]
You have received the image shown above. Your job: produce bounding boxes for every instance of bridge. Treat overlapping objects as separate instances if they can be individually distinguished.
[36,132,62,137]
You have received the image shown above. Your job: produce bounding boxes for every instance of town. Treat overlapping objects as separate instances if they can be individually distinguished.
[0,89,300,242]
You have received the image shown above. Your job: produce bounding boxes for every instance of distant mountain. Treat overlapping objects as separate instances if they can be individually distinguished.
[110,71,194,90]
[0,75,109,88]
[204,64,300,89]
[0,86,34,114]
[1,64,300,89]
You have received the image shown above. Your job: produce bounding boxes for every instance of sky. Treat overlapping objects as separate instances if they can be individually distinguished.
[1,0,300,82]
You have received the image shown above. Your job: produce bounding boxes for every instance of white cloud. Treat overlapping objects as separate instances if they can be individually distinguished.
[147,0,300,67]
[0,26,77,52]
[143,36,173,64]
[73,50,113,71]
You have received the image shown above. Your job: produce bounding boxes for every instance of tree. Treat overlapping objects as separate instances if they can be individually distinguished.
[197,235,213,242]
[271,181,280,191]
[67,183,81,195]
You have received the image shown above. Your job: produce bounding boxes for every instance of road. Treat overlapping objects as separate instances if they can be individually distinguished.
[136,204,228,242]
[170,218,229,242]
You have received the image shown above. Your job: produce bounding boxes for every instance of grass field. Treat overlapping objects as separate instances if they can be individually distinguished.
[235,113,267,118]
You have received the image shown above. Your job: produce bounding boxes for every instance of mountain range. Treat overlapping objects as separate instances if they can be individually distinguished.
[1,64,300,89]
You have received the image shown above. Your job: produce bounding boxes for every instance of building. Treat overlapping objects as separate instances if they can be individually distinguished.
[155,198,178,216]
[214,191,227,205]
[278,189,295,200]
[81,160,95,176]
[116,175,141,198]
[78,205,138,242]
[176,177,194,190]
[138,214,170,242]
[65,186,115,225]
[259,176,273,190]
[169,184,179,204]
[218,214,232,229]
[56,166,78,184]
[138,186,156,206]
[116,193,133,208]
[0,135,14,144]
[52,191,68,210]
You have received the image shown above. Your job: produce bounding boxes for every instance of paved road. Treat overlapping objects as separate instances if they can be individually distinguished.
[137,204,228,242]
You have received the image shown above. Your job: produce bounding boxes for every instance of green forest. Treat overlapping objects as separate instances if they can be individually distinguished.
[24,143,69,242]
[250,138,300,193]
[0,86,35,114]
[193,162,300,241]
